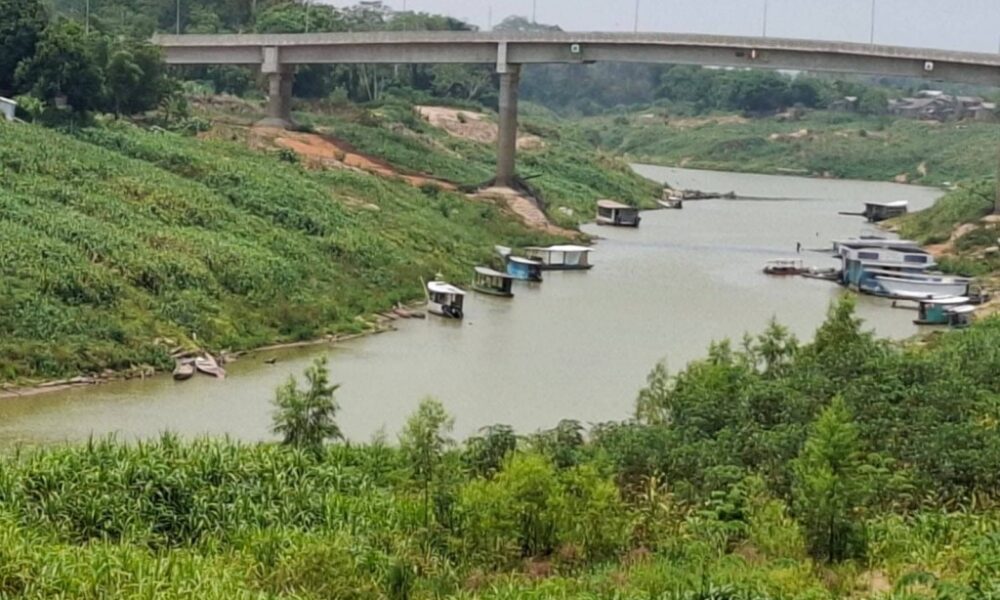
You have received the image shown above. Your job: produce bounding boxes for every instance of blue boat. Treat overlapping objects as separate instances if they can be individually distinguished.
[505,256,544,282]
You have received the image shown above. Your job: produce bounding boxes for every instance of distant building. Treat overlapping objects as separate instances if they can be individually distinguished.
[0,97,15,122]
[888,93,995,122]
[829,96,859,112]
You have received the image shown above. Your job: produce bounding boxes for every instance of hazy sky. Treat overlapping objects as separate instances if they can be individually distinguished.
[326,0,1000,53]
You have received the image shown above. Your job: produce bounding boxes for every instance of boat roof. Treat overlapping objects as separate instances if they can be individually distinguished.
[865,200,908,208]
[526,245,593,253]
[766,258,803,264]
[597,199,634,210]
[475,266,512,279]
[916,295,971,305]
[835,238,921,249]
[508,256,543,265]
[946,305,977,315]
[874,272,969,283]
[427,281,466,295]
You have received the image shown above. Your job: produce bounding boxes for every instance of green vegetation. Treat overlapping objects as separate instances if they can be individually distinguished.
[898,180,996,243]
[272,356,343,455]
[579,110,1000,185]
[1,299,1000,597]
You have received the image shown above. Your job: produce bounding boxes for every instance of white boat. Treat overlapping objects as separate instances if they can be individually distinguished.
[874,273,971,298]
[426,281,466,319]
[524,245,594,270]
[596,200,641,227]
[194,355,226,379]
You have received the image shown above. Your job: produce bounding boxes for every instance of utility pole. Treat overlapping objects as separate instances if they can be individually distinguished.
[305,0,310,33]
[869,0,876,44]
[488,5,493,31]
[633,0,640,32]
[761,0,768,37]
[175,0,180,34]
[531,0,536,24]
[85,0,90,34]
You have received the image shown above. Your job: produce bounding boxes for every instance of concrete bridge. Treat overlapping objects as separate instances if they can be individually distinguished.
[153,32,1000,188]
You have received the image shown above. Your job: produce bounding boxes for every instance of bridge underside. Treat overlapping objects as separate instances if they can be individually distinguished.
[155,33,1000,193]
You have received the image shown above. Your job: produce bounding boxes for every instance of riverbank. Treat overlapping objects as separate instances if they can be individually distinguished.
[577,109,1000,186]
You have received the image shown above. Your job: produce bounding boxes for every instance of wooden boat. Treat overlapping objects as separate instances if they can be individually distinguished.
[763,258,805,275]
[172,360,195,381]
[427,280,466,319]
[194,355,226,379]
[472,267,514,297]
[596,200,641,227]
[800,266,841,281]
[505,256,544,282]
[524,245,594,271]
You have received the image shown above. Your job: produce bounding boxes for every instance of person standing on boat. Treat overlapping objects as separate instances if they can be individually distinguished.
[796,242,802,253]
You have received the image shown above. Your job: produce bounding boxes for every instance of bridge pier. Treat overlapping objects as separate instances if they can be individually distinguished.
[257,46,295,129]
[496,64,521,188]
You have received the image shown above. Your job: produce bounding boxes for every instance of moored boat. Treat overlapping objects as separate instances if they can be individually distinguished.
[763,258,805,275]
[472,267,514,297]
[657,198,683,209]
[194,355,226,379]
[524,245,594,271]
[596,200,641,227]
[427,280,466,319]
[912,296,972,325]
[874,273,971,298]
[505,256,544,282]
[172,360,195,381]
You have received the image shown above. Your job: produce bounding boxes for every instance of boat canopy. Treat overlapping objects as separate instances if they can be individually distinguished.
[597,199,633,210]
[509,256,542,265]
[527,245,593,253]
[920,296,971,305]
[947,305,977,315]
[892,290,966,301]
[766,258,804,266]
[427,281,466,296]
[474,266,512,279]
[865,200,908,208]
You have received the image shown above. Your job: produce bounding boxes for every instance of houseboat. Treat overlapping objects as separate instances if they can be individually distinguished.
[874,272,971,298]
[944,305,976,328]
[840,201,908,223]
[837,241,936,295]
[763,258,805,275]
[913,296,972,325]
[524,245,594,271]
[596,200,641,227]
[426,280,466,319]
[471,267,514,297]
[505,256,544,282]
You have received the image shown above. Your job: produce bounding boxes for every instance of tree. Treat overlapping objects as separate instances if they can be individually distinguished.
[791,397,869,562]
[399,397,454,526]
[0,0,48,93]
[271,356,343,456]
[463,424,517,478]
[14,22,104,112]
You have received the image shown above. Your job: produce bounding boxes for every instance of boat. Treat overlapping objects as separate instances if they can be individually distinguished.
[194,355,226,379]
[524,245,594,271]
[505,256,544,282]
[800,266,841,281]
[472,267,514,297]
[873,273,971,298]
[657,195,683,209]
[426,280,466,319]
[839,200,908,223]
[944,304,976,329]
[172,360,195,381]
[763,258,805,275]
[596,200,641,227]
[912,296,972,325]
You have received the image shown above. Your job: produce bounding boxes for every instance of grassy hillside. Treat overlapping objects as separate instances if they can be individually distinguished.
[579,110,1000,185]
[198,98,661,225]
[0,118,564,383]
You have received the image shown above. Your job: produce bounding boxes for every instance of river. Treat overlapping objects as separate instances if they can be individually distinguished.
[0,166,943,446]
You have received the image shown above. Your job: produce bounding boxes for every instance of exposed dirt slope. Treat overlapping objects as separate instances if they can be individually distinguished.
[415,106,544,150]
